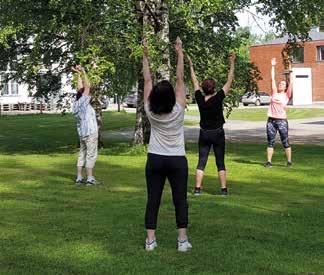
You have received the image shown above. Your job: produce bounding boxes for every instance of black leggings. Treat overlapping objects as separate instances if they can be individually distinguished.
[145,153,188,230]
[197,128,226,172]
[267,118,290,148]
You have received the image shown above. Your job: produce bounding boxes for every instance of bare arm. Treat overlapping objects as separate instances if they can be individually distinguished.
[72,66,83,90]
[271,58,277,94]
[80,67,91,96]
[286,63,293,98]
[77,73,83,90]
[143,39,153,104]
[175,37,186,107]
[188,56,201,92]
[222,53,236,94]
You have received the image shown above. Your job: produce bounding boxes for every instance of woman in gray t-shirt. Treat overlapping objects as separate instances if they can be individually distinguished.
[143,37,191,252]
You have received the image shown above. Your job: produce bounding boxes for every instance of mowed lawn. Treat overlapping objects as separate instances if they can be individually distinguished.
[186,107,324,121]
[0,113,324,274]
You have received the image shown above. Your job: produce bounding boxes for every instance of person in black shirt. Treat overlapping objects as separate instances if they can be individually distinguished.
[188,54,236,196]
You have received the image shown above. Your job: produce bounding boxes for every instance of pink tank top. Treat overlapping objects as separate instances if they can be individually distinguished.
[267,91,290,119]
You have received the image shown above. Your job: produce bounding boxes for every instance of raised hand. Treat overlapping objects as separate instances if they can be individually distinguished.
[174,37,183,54]
[271,58,277,66]
[71,66,80,73]
[229,52,236,64]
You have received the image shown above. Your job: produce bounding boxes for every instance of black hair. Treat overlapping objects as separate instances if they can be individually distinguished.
[149,80,176,115]
[76,88,84,100]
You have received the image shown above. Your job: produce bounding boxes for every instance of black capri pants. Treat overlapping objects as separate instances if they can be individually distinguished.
[266,117,290,149]
[196,127,226,172]
[145,153,188,230]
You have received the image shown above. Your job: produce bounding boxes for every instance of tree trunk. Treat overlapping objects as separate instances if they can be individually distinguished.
[155,0,170,81]
[133,0,170,145]
[117,95,121,112]
[133,76,151,144]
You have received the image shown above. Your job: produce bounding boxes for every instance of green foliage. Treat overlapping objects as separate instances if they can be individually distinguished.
[0,0,323,106]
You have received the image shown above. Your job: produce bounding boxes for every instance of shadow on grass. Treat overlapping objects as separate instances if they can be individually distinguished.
[0,112,136,155]
[1,152,324,274]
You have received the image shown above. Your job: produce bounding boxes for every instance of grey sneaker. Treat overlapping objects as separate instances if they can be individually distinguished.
[145,239,157,251]
[86,178,101,186]
[75,177,85,186]
[178,239,192,252]
[287,161,292,168]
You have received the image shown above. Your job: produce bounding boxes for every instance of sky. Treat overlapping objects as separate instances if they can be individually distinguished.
[236,6,273,35]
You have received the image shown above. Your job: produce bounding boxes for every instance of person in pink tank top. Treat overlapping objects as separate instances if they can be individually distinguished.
[264,58,293,168]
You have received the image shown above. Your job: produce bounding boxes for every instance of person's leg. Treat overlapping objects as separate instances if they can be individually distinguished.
[85,134,98,182]
[145,154,166,243]
[267,147,274,162]
[196,130,211,189]
[266,118,277,165]
[77,166,83,179]
[277,119,292,163]
[76,137,87,181]
[212,129,227,190]
[167,156,189,241]
[285,147,292,163]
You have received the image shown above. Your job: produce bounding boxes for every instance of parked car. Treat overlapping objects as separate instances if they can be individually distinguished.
[125,91,137,108]
[241,91,271,106]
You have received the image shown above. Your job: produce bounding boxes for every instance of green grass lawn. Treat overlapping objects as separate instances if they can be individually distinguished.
[187,107,324,121]
[1,113,324,274]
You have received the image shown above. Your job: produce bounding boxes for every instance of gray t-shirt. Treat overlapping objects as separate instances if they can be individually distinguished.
[145,102,185,156]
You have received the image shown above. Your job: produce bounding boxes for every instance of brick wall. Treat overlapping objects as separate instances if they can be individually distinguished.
[250,40,324,102]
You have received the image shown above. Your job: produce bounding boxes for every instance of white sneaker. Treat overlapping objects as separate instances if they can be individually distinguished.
[145,239,157,251]
[178,239,192,252]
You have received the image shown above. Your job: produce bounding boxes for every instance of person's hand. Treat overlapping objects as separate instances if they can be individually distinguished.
[229,52,236,63]
[71,66,81,73]
[187,55,193,66]
[143,38,149,57]
[174,37,183,54]
[76,65,85,73]
[271,58,276,66]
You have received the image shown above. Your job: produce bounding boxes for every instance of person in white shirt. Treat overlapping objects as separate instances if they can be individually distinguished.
[72,65,99,186]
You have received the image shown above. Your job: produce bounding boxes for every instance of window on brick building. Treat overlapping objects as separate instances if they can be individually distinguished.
[292,48,304,63]
[317,46,324,61]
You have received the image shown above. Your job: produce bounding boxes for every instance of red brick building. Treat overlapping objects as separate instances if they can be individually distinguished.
[250,29,324,104]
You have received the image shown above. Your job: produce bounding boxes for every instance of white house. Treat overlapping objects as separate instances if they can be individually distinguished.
[0,72,74,111]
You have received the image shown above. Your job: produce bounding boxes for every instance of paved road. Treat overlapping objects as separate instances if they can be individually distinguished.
[103,116,324,145]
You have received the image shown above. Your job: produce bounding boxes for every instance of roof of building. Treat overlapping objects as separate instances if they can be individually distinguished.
[253,30,324,46]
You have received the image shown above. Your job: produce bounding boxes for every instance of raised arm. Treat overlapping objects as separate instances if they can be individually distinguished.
[222,53,236,94]
[143,38,153,104]
[72,66,83,90]
[188,56,201,92]
[174,37,186,107]
[286,62,293,99]
[271,58,277,94]
[80,66,91,96]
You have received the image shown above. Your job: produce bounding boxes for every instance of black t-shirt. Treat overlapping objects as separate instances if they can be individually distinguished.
[195,89,225,130]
